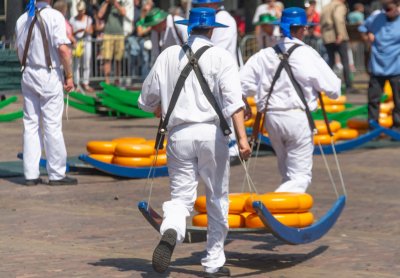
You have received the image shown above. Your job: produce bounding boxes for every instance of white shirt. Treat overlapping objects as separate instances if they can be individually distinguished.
[69,15,93,40]
[211,10,238,64]
[15,2,70,69]
[139,35,244,131]
[240,37,341,112]
[150,14,188,63]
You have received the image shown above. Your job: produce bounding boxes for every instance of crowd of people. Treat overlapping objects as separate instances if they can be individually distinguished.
[41,0,388,92]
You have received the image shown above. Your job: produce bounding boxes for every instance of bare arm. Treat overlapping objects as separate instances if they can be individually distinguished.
[58,44,74,92]
[98,2,109,20]
[114,1,126,17]
[231,108,251,161]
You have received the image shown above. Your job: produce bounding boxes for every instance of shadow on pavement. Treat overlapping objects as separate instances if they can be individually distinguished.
[225,245,329,277]
[89,257,204,277]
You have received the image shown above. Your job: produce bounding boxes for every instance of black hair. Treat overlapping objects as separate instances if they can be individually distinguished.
[191,27,212,35]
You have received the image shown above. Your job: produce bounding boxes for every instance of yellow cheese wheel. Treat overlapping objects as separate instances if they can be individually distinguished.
[150,154,167,166]
[247,97,256,106]
[315,120,341,135]
[320,95,347,105]
[380,102,394,114]
[324,104,346,113]
[87,141,116,155]
[244,192,313,213]
[88,154,113,164]
[379,116,393,128]
[112,156,153,167]
[347,118,369,130]
[192,213,245,228]
[194,193,253,214]
[314,134,336,145]
[336,128,359,140]
[111,137,147,144]
[114,143,154,157]
[384,80,393,101]
[244,118,255,128]
[144,139,167,154]
[245,212,314,228]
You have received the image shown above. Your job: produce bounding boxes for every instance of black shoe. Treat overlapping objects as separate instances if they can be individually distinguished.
[152,229,177,273]
[203,266,231,278]
[48,176,78,186]
[25,178,42,186]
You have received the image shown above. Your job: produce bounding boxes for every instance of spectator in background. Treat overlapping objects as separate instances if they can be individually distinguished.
[348,3,365,24]
[321,0,355,94]
[70,1,94,92]
[304,0,328,62]
[138,8,187,65]
[54,0,76,47]
[252,0,283,52]
[180,0,190,17]
[358,0,400,131]
[98,0,128,85]
[126,0,153,78]
[231,9,246,38]
[254,13,279,50]
[91,4,105,38]
[306,0,321,36]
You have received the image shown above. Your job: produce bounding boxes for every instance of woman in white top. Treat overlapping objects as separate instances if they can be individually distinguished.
[69,1,94,92]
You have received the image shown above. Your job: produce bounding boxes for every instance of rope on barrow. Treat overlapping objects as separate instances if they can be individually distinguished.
[317,140,339,198]
[330,136,348,196]
[145,138,164,210]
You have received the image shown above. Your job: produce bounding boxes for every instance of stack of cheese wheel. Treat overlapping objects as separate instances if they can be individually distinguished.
[319,94,347,113]
[314,120,341,145]
[86,137,167,167]
[192,192,314,229]
[346,82,395,132]
[86,141,117,163]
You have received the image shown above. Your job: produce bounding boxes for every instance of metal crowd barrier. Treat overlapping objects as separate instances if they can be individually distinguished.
[239,34,367,73]
[0,35,368,87]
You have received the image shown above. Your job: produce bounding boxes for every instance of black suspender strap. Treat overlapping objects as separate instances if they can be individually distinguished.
[35,8,53,70]
[183,45,232,136]
[21,15,38,72]
[155,44,232,150]
[21,7,52,72]
[272,44,317,133]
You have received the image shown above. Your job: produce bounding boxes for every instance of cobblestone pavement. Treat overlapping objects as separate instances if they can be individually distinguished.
[0,94,399,278]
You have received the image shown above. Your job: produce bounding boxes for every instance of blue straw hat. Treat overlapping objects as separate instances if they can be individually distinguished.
[175,7,228,35]
[274,7,316,39]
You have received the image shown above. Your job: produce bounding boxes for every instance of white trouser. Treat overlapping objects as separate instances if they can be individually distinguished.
[73,40,92,86]
[21,67,67,180]
[160,123,230,272]
[265,110,313,193]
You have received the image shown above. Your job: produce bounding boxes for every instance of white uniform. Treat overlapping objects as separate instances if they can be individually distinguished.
[139,35,244,272]
[150,14,188,64]
[15,2,70,181]
[211,9,240,157]
[241,37,341,193]
[69,15,93,86]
